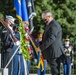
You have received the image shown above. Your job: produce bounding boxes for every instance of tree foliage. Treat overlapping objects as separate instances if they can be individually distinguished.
[0,0,76,72]
[33,0,76,40]
[0,0,15,17]
[0,0,76,39]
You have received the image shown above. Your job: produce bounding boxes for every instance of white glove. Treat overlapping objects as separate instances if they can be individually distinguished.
[15,41,20,46]
[34,59,37,63]
[18,49,22,54]
[71,63,73,66]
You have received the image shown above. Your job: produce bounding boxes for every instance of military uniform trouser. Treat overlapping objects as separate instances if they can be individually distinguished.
[38,60,47,75]
[12,46,25,75]
[1,48,13,75]
[63,63,71,75]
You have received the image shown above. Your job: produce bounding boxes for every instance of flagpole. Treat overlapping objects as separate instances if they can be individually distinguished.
[27,0,36,33]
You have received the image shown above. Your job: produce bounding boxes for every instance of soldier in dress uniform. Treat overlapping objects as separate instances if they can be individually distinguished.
[12,25,26,75]
[63,38,74,75]
[1,16,15,75]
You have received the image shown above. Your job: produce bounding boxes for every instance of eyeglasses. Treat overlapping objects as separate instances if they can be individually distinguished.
[65,40,69,42]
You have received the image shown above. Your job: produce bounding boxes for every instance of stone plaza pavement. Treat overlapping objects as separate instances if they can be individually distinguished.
[29,74,65,75]
[30,74,75,75]
[29,74,51,75]
[29,74,63,75]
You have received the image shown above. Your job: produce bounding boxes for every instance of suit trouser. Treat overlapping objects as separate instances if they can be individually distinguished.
[47,56,62,75]
[1,48,13,75]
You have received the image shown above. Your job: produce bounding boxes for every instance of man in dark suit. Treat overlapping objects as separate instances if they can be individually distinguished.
[37,10,64,75]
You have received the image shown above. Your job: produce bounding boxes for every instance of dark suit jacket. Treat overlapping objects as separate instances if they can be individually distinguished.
[40,19,64,59]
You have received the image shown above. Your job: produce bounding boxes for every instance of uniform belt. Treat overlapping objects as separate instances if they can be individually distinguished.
[65,53,70,56]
